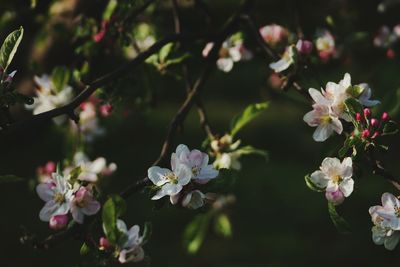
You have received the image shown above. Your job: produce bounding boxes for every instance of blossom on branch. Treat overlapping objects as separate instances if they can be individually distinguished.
[269,45,296,73]
[259,24,288,46]
[116,219,145,264]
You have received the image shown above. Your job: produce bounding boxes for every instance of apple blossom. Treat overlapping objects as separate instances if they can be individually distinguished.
[27,74,74,125]
[171,144,219,184]
[373,26,397,48]
[310,157,354,203]
[181,190,213,210]
[269,45,296,73]
[211,134,242,170]
[71,101,105,141]
[116,220,145,264]
[315,29,336,62]
[36,172,73,221]
[202,33,252,72]
[49,214,68,230]
[369,193,400,250]
[70,186,100,224]
[37,161,56,183]
[358,83,380,107]
[303,102,343,142]
[259,24,288,46]
[148,163,192,200]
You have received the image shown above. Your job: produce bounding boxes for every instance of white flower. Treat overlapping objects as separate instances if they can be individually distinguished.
[116,220,144,264]
[171,144,219,184]
[269,45,295,73]
[259,24,287,46]
[310,157,354,200]
[213,152,242,170]
[369,193,400,250]
[148,163,192,200]
[28,74,74,125]
[203,34,252,73]
[322,73,352,121]
[315,29,336,61]
[36,173,73,221]
[69,151,117,182]
[72,102,105,141]
[70,186,100,224]
[303,101,343,142]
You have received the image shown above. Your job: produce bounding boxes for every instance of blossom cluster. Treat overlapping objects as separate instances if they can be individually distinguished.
[202,32,252,72]
[36,152,116,229]
[148,144,219,209]
[303,73,379,142]
[373,25,400,58]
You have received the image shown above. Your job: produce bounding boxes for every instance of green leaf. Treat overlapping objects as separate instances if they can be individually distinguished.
[80,242,90,255]
[338,135,361,158]
[328,202,351,234]
[164,53,190,66]
[382,120,399,136]
[0,175,24,184]
[230,102,269,137]
[51,66,71,92]
[344,98,363,116]
[304,175,324,192]
[102,195,127,244]
[0,26,23,72]
[235,145,268,161]
[183,213,212,254]
[214,214,232,238]
[158,43,174,63]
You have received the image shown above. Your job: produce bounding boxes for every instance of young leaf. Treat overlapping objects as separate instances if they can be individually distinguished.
[80,242,90,255]
[0,26,23,72]
[0,175,24,184]
[230,102,268,137]
[214,213,232,238]
[51,66,71,92]
[304,175,324,192]
[235,145,268,161]
[159,43,174,63]
[328,202,351,234]
[102,0,117,20]
[141,221,152,245]
[102,195,127,244]
[183,213,212,254]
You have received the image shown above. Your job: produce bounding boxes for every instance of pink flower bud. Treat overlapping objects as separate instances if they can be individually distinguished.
[371,118,379,127]
[100,104,113,117]
[363,108,371,118]
[49,214,68,230]
[44,161,56,174]
[325,190,345,205]
[355,113,362,122]
[296,39,313,55]
[99,237,111,250]
[362,129,370,138]
[387,48,395,59]
[382,112,390,121]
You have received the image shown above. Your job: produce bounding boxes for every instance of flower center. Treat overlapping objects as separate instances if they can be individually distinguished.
[165,173,178,184]
[219,48,230,58]
[192,166,200,176]
[320,115,332,125]
[54,192,65,204]
[332,175,343,184]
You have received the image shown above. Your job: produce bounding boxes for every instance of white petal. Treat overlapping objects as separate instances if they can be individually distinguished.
[382,192,399,210]
[313,124,333,142]
[88,158,106,173]
[339,178,354,197]
[39,200,58,221]
[321,157,341,176]
[147,166,170,186]
[340,157,353,179]
[175,164,192,185]
[326,180,339,193]
[308,88,330,105]
[269,58,291,73]
[217,58,234,72]
[310,170,329,188]
[36,183,54,202]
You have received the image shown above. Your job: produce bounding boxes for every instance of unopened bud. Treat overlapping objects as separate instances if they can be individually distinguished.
[371,118,379,127]
[100,103,113,117]
[381,112,390,121]
[372,131,380,139]
[355,113,362,122]
[49,214,68,230]
[99,237,111,250]
[362,129,371,138]
[387,48,396,59]
[296,39,313,55]
[325,190,345,205]
[364,108,371,118]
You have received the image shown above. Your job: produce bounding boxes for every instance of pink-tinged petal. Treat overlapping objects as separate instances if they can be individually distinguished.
[49,214,68,230]
[339,178,354,197]
[118,246,144,263]
[189,150,206,168]
[310,170,329,189]
[303,110,319,127]
[325,190,345,205]
[36,183,54,202]
[82,200,101,215]
[381,192,398,210]
[71,207,84,224]
[326,180,339,193]
[39,200,62,221]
